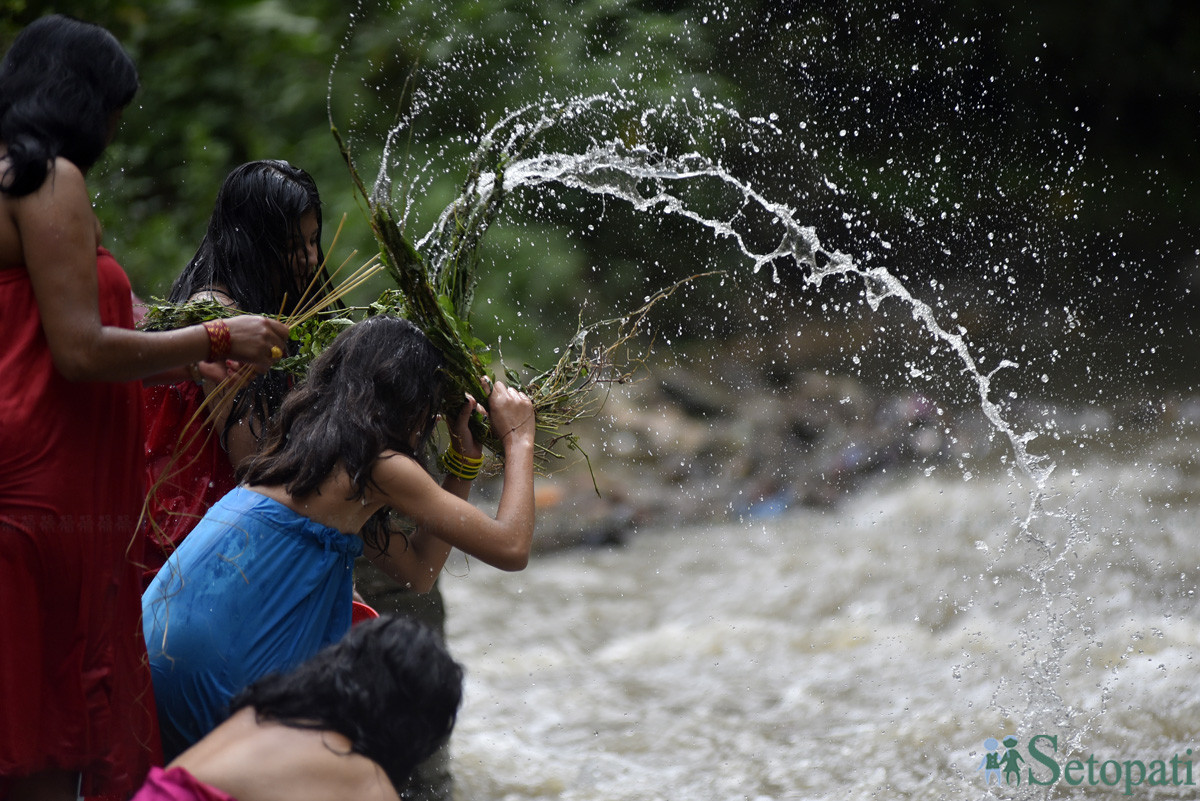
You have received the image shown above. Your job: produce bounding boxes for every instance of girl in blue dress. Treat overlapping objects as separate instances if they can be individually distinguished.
[143,315,536,759]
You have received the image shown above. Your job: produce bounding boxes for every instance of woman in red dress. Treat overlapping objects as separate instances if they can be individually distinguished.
[0,16,290,801]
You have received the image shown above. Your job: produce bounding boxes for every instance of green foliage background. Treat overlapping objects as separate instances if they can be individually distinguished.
[3,0,1198,365]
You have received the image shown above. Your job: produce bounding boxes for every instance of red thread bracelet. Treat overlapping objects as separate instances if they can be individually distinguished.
[203,319,231,361]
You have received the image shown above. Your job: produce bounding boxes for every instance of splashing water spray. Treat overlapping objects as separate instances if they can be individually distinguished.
[336,15,1107,788]
[380,92,1057,496]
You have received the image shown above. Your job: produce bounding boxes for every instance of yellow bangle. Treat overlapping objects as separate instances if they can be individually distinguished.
[440,446,484,480]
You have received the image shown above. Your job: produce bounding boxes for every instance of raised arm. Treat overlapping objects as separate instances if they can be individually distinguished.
[363,394,480,592]
[15,159,288,382]
[368,379,536,591]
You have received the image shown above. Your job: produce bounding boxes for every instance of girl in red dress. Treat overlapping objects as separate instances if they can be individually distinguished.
[0,16,289,801]
[141,160,332,579]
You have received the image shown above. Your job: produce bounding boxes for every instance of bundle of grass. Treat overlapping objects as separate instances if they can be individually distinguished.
[332,117,711,471]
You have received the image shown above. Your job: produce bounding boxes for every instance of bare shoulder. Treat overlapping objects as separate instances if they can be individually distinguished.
[174,712,400,801]
[12,158,93,233]
[370,450,444,512]
[188,288,237,307]
[30,158,89,203]
[287,729,401,801]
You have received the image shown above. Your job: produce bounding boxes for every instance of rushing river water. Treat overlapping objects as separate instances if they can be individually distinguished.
[438,424,1200,801]
[387,86,1199,801]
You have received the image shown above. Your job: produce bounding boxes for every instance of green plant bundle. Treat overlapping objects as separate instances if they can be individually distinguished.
[139,297,234,331]
[337,120,718,469]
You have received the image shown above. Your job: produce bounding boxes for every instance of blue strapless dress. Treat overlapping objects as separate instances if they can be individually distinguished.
[142,486,362,759]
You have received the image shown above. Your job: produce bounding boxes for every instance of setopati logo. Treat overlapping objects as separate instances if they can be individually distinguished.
[977,734,1196,795]
[977,735,1025,786]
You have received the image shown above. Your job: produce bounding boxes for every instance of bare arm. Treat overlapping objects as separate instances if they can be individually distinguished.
[182,291,269,471]
[371,397,482,591]
[367,380,536,591]
[15,159,289,382]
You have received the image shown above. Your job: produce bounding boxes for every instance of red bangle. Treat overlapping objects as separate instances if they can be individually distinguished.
[203,319,231,361]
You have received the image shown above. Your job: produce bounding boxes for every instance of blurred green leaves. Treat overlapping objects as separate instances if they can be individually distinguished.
[3,0,1197,358]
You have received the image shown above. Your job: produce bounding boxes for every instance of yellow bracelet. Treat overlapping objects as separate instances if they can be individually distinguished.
[440,456,480,481]
[446,445,484,468]
[440,446,484,480]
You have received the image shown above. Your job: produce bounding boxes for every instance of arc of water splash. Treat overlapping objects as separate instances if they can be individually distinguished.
[413,94,616,258]
[503,140,1080,748]
[503,142,1055,527]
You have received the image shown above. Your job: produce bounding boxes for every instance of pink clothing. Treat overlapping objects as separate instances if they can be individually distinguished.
[130,767,237,801]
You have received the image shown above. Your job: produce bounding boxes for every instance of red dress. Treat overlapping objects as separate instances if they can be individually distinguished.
[0,248,162,796]
[141,381,237,580]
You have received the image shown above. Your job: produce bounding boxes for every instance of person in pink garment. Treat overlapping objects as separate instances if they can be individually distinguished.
[130,615,463,801]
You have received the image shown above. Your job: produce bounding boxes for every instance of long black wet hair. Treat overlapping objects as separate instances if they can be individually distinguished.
[169,160,334,446]
[238,315,447,551]
[228,615,464,795]
[0,14,139,197]
[169,159,327,316]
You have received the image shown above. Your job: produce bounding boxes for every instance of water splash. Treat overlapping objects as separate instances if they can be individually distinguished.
[392,92,1112,785]
[409,94,1055,502]
[349,51,1119,791]
[507,141,1054,491]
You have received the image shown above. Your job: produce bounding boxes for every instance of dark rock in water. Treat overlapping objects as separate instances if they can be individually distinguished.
[528,478,639,552]
[515,359,959,541]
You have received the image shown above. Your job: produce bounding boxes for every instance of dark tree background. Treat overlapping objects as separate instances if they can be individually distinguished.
[3,0,1197,385]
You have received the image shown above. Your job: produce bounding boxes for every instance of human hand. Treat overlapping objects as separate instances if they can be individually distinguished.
[484,376,535,448]
[195,359,236,384]
[217,315,290,374]
[447,392,482,460]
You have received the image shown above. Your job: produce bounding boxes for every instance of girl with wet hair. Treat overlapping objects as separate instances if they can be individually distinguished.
[143,315,536,760]
[168,159,327,318]
[142,160,332,577]
[0,16,288,801]
[131,615,464,801]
